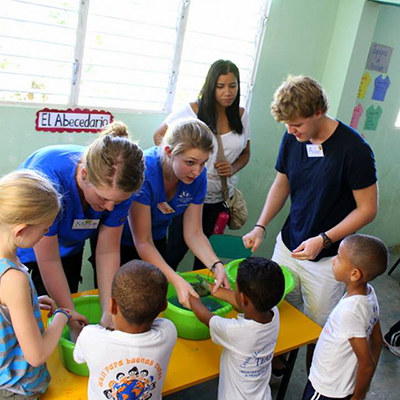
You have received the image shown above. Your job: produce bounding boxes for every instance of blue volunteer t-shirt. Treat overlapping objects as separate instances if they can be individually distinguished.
[121,146,207,245]
[17,145,133,263]
[275,121,376,261]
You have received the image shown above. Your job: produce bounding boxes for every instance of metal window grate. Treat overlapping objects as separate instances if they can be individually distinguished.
[0,0,271,112]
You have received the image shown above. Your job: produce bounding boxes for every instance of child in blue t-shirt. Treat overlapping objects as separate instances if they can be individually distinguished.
[0,170,87,399]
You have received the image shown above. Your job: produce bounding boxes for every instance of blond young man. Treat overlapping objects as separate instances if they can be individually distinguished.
[243,75,378,369]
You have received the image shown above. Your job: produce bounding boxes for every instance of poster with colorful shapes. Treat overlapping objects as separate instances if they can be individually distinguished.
[372,75,390,102]
[357,72,371,99]
[364,105,382,131]
[350,103,363,130]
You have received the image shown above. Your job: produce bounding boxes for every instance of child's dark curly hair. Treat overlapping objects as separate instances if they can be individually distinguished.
[236,257,285,312]
[112,260,167,324]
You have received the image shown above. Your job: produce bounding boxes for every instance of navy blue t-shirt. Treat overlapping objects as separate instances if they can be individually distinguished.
[275,121,376,261]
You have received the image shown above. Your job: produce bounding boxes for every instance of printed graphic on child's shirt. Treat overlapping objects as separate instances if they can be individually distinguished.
[238,338,275,378]
[98,358,162,400]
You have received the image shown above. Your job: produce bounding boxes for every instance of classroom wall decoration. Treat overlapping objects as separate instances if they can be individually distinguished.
[357,72,371,99]
[350,103,364,130]
[35,108,114,133]
[366,42,393,73]
[372,74,391,101]
[364,105,382,131]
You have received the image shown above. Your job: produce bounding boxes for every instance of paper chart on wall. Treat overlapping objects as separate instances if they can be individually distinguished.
[350,103,363,130]
[372,75,390,102]
[363,105,382,131]
[366,42,393,73]
[357,72,371,99]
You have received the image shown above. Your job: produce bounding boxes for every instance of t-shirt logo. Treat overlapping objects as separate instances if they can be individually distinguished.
[178,191,193,204]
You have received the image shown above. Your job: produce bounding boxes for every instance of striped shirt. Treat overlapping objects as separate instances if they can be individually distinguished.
[0,258,50,395]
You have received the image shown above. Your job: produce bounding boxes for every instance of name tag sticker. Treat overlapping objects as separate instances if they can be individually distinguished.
[157,202,175,215]
[306,144,324,157]
[72,219,100,229]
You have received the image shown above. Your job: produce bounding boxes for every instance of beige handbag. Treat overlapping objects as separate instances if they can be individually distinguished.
[215,131,248,230]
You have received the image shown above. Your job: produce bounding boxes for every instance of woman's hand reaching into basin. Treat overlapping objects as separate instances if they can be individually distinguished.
[172,274,199,310]
[211,263,231,293]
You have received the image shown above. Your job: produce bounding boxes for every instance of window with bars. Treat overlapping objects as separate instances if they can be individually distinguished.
[0,0,271,113]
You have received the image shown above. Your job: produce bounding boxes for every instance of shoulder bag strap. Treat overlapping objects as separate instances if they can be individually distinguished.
[215,130,230,201]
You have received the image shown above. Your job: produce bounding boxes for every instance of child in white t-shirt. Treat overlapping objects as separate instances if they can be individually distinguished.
[74,260,177,400]
[303,234,388,400]
[189,256,285,400]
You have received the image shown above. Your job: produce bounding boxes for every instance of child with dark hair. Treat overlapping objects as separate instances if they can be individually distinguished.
[189,256,285,400]
[302,234,388,400]
[74,260,177,400]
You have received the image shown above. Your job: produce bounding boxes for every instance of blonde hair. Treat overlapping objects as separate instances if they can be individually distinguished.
[271,75,329,122]
[161,119,214,159]
[82,121,145,193]
[0,169,61,226]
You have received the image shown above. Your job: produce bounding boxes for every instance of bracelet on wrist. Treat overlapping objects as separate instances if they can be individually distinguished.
[53,308,71,324]
[210,260,224,273]
[254,224,266,238]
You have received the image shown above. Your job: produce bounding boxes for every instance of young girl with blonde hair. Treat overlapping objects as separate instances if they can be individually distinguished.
[0,170,87,399]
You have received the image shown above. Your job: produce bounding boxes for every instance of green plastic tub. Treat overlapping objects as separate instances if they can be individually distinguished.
[49,295,102,376]
[162,272,233,340]
[225,258,295,307]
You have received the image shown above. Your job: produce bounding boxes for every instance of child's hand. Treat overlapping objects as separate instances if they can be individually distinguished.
[188,295,202,307]
[38,295,56,317]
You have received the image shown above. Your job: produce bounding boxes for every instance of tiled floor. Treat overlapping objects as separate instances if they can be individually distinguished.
[164,250,400,400]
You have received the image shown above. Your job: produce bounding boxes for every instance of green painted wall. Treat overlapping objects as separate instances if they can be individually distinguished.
[0,0,398,276]
[342,4,400,245]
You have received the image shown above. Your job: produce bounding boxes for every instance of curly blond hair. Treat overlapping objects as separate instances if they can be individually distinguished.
[271,75,329,122]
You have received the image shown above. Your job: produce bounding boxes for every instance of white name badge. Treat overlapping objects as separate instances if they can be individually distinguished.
[72,219,100,229]
[306,144,324,157]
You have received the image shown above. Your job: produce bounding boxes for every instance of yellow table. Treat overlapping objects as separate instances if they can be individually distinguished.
[41,288,321,399]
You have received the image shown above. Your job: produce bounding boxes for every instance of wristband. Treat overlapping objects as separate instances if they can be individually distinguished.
[53,308,71,324]
[210,260,224,273]
[254,224,266,238]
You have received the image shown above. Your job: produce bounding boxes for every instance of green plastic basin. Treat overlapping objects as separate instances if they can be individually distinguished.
[162,272,233,340]
[225,259,295,307]
[49,295,102,376]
